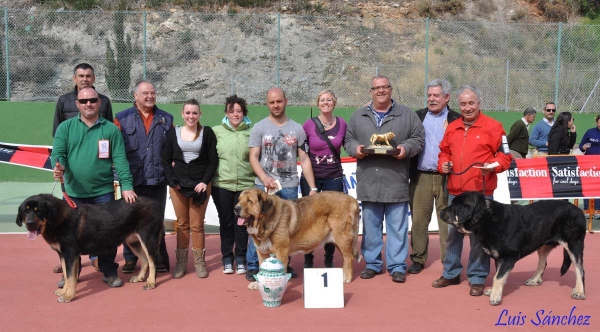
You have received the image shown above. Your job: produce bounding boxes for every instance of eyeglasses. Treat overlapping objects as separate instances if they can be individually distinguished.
[77,98,99,104]
[545,108,556,112]
[370,85,392,91]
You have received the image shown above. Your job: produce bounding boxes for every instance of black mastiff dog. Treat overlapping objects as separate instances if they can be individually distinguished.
[16,194,169,303]
[439,191,586,306]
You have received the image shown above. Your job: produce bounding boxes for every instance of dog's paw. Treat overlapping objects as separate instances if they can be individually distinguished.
[484,288,492,297]
[129,276,145,283]
[142,283,156,290]
[525,278,543,286]
[489,297,502,306]
[55,289,66,296]
[57,296,72,303]
[247,281,259,290]
[571,289,586,300]
[343,278,352,284]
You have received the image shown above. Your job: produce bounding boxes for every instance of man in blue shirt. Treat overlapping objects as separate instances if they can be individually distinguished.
[529,102,556,156]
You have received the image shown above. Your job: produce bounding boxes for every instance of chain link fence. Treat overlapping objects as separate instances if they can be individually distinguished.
[0,8,599,112]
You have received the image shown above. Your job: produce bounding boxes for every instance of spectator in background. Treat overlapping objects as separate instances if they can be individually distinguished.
[432,85,512,296]
[529,102,556,156]
[50,62,112,275]
[114,80,172,274]
[211,95,254,275]
[548,111,576,155]
[579,114,600,217]
[163,99,218,279]
[507,107,537,159]
[53,63,112,137]
[345,75,425,283]
[52,87,137,289]
[301,89,347,269]
[246,87,318,282]
[408,79,460,275]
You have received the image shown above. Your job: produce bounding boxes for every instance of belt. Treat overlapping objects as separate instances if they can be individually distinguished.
[418,170,439,174]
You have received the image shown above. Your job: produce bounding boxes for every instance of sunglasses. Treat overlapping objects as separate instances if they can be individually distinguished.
[545,108,556,112]
[77,98,99,104]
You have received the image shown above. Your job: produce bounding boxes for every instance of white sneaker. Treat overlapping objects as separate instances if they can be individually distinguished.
[223,263,234,274]
[236,264,247,275]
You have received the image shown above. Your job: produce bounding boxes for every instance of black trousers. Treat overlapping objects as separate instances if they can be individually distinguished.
[211,186,248,266]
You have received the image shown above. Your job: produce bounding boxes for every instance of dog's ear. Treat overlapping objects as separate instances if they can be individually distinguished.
[15,204,23,227]
[465,192,487,227]
[43,199,56,223]
[258,190,273,214]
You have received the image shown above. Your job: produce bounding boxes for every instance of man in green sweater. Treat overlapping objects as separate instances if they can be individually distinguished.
[507,107,537,159]
[51,87,137,288]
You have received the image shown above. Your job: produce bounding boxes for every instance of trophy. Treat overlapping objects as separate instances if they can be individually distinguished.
[361,132,399,156]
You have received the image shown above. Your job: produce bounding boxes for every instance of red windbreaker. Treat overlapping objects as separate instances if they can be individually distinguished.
[438,113,513,196]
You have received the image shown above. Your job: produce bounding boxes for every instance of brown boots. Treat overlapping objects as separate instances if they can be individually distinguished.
[192,248,208,278]
[173,248,188,279]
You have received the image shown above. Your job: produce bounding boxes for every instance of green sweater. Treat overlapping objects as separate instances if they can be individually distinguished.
[211,119,255,192]
[51,115,133,198]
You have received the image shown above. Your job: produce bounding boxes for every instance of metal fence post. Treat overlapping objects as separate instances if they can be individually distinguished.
[143,11,146,80]
[4,8,9,100]
[276,12,280,87]
[505,59,509,111]
[555,22,562,105]
[423,17,429,108]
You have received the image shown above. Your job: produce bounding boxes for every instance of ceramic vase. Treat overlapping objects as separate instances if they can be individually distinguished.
[254,254,292,307]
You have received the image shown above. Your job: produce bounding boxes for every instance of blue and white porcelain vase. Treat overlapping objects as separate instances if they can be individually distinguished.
[254,254,292,307]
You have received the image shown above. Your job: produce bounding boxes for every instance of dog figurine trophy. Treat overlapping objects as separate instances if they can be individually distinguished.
[361,132,399,156]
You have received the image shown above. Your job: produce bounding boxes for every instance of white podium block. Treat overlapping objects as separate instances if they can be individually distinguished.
[303,268,344,308]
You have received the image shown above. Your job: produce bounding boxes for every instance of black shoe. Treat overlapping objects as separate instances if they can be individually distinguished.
[245,269,258,282]
[288,266,298,278]
[360,268,382,279]
[391,272,406,283]
[304,257,314,268]
[122,260,137,274]
[102,275,123,288]
[156,263,168,273]
[407,262,424,274]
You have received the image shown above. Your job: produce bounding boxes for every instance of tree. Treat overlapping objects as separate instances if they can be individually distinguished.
[106,6,132,101]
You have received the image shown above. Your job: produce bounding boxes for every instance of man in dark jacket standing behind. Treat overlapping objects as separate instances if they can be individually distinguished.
[507,107,537,159]
[53,63,112,137]
[345,75,424,283]
[114,80,173,273]
[408,79,461,275]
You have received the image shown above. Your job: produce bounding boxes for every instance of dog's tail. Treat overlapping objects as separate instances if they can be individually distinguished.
[159,231,170,272]
[352,203,362,263]
[560,248,572,276]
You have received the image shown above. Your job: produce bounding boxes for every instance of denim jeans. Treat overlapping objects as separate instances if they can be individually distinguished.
[246,185,298,270]
[583,199,600,211]
[123,185,167,262]
[441,194,491,285]
[361,201,410,274]
[69,192,118,277]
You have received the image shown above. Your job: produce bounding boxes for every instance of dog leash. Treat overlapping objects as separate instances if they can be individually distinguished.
[54,162,77,209]
[445,161,487,195]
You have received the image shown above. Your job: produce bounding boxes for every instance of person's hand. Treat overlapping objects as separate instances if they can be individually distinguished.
[53,162,64,181]
[441,161,453,174]
[355,145,367,159]
[308,189,317,196]
[122,190,138,204]
[261,176,277,190]
[571,124,576,133]
[480,163,492,176]
[194,182,207,193]
[394,145,406,160]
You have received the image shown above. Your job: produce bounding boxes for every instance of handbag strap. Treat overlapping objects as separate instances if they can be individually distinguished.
[311,117,341,164]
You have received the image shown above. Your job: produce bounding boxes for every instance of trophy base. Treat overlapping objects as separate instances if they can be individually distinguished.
[361,146,399,156]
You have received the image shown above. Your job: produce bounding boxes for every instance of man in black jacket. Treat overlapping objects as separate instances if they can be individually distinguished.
[507,107,536,159]
[52,63,113,137]
[408,79,461,274]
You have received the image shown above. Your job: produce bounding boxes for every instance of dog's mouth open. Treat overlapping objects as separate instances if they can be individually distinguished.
[25,225,40,241]
[236,215,254,226]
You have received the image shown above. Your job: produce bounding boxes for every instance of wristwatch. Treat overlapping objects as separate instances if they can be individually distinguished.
[310,188,318,191]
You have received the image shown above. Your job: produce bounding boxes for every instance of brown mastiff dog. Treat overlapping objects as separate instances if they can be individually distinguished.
[234,188,361,285]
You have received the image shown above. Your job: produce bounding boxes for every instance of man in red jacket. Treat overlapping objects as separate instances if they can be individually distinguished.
[431,85,512,296]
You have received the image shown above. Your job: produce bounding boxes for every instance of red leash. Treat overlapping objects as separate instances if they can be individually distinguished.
[56,162,77,209]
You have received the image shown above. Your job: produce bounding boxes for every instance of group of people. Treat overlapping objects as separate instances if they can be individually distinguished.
[52,63,593,297]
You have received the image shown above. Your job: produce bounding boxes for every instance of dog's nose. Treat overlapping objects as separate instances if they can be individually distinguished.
[234,205,241,214]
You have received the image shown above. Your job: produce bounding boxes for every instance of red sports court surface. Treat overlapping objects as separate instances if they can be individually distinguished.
[1,234,597,332]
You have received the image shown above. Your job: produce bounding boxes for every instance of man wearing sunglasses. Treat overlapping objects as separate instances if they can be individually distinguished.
[529,102,556,156]
[52,87,137,288]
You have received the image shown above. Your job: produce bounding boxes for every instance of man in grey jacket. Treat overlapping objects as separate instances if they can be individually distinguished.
[345,75,425,283]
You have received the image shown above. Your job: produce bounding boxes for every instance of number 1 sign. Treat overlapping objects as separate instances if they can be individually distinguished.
[303,268,344,308]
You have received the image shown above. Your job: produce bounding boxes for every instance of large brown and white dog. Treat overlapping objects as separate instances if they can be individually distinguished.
[234,188,361,286]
